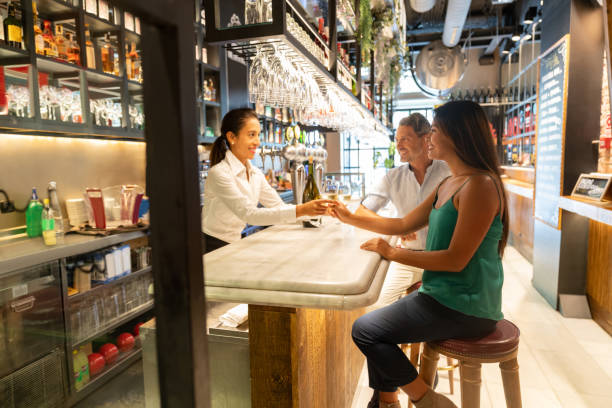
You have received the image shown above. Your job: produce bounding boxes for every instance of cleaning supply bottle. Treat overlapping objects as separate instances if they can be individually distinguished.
[25,187,43,237]
[41,198,56,246]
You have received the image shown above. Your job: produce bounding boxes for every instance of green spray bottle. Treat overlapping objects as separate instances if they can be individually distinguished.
[25,187,43,237]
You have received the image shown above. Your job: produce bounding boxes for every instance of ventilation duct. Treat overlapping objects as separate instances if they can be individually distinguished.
[414,40,467,92]
[409,0,436,13]
[442,0,471,48]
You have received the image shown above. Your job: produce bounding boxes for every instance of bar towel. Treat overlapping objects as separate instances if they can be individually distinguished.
[219,304,249,328]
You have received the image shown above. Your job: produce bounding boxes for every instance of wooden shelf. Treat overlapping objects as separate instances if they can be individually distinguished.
[36,0,78,16]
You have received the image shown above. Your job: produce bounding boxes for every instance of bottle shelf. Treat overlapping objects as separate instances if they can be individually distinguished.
[502,131,536,144]
[37,0,78,16]
[71,300,154,348]
[125,29,141,43]
[68,346,142,405]
[84,12,120,34]
[201,100,220,108]
[199,135,217,144]
[68,266,152,303]
[200,62,220,72]
[0,43,29,60]
[505,94,537,114]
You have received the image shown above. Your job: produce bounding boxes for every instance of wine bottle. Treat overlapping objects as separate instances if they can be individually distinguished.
[4,2,22,49]
[302,156,321,228]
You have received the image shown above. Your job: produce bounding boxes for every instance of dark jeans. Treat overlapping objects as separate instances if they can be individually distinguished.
[352,291,497,392]
[202,232,230,254]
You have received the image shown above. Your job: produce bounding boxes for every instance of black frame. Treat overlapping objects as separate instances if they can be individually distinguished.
[110,0,210,406]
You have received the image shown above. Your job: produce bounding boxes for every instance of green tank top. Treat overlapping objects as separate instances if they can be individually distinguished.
[418,176,504,321]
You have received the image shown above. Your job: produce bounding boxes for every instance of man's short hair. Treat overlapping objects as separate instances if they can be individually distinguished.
[398,113,431,137]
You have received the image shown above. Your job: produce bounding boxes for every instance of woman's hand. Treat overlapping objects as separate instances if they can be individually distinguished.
[327,200,354,223]
[296,199,334,218]
[360,238,392,258]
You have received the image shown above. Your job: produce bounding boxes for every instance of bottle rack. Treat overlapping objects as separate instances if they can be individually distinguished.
[0,0,147,140]
[195,0,226,144]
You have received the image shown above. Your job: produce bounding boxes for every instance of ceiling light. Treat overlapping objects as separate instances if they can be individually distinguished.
[522,33,532,42]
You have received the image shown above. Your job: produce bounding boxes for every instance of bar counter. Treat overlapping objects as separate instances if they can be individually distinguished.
[204,218,394,309]
[202,218,395,407]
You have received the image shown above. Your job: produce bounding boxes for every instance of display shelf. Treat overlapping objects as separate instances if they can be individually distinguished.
[125,29,141,44]
[36,0,78,16]
[502,131,537,143]
[558,196,612,227]
[68,266,153,302]
[0,230,147,277]
[36,54,81,74]
[67,346,142,406]
[84,12,120,34]
[200,62,220,72]
[0,43,29,60]
[505,94,537,115]
[72,300,154,348]
[84,67,124,84]
[199,135,217,144]
[202,100,220,108]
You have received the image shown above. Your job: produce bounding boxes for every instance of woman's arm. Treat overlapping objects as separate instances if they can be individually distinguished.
[329,188,437,236]
[363,175,501,272]
[210,167,296,226]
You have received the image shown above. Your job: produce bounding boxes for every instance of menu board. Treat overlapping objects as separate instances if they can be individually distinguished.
[534,35,570,229]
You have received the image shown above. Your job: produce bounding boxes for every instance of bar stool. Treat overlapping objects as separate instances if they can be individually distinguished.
[419,319,522,408]
[401,282,459,408]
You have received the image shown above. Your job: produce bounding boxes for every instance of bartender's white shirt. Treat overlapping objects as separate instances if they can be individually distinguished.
[361,160,451,250]
[202,150,296,243]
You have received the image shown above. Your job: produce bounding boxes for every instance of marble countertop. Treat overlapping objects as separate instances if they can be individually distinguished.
[204,218,395,310]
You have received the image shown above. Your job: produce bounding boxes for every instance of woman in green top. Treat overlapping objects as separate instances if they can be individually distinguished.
[330,101,509,408]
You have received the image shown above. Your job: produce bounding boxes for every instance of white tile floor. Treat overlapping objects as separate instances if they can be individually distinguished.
[350,246,612,408]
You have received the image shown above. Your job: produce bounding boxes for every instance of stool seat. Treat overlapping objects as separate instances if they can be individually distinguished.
[432,319,520,357]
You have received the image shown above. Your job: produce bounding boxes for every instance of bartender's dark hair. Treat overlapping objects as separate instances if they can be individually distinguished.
[210,108,259,166]
[433,100,509,256]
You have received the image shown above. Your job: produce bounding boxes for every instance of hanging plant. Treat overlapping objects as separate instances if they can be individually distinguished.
[357,0,373,66]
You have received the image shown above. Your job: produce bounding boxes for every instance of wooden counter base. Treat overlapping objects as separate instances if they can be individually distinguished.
[249,305,365,407]
[587,220,612,336]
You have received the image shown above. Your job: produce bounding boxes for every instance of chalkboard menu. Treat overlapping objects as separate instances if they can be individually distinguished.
[534,35,570,229]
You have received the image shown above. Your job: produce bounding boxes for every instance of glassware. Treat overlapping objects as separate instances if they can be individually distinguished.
[244,0,259,25]
[323,179,339,200]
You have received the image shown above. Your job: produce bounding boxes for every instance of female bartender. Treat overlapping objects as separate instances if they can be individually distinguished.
[330,101,508,408]
[202,108,330,253]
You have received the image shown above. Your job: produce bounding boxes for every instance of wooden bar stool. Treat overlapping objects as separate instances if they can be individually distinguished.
[420,319,522,408]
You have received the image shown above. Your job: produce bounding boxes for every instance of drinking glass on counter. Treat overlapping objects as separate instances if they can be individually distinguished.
[323,179,339,200]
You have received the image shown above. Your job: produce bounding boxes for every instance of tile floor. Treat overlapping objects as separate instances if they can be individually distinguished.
[350,246,612,408]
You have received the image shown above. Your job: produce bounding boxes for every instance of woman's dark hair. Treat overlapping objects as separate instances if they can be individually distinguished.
[210,108,259,166]
[433,100,509,256]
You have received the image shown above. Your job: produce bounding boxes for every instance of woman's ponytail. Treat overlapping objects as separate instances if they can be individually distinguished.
[210,135,229,166]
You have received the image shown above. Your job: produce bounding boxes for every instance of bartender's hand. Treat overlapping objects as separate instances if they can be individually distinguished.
[360,237,392,258]
[327,200,353,223]
[296,199,334,218]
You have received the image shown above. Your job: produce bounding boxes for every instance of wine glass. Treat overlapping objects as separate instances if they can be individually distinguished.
[322,179,339,200]
[338,180,351,202]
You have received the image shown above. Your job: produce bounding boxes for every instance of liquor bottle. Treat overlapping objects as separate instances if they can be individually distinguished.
[101,33,113,74]
[478,87,485,104]
[55,25,67,60]
[85,24,95,69]
[42,20,58,57]
[513,86,519,102]
[4,2,23,49]
[47,181,65,242]
[485,88,492,104]
[32,2,44,54]
[301,156,321,228]
[67,33,81,65]
[126,42,139,80]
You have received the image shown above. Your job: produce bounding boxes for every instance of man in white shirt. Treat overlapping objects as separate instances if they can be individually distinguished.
[357,113,451,308]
